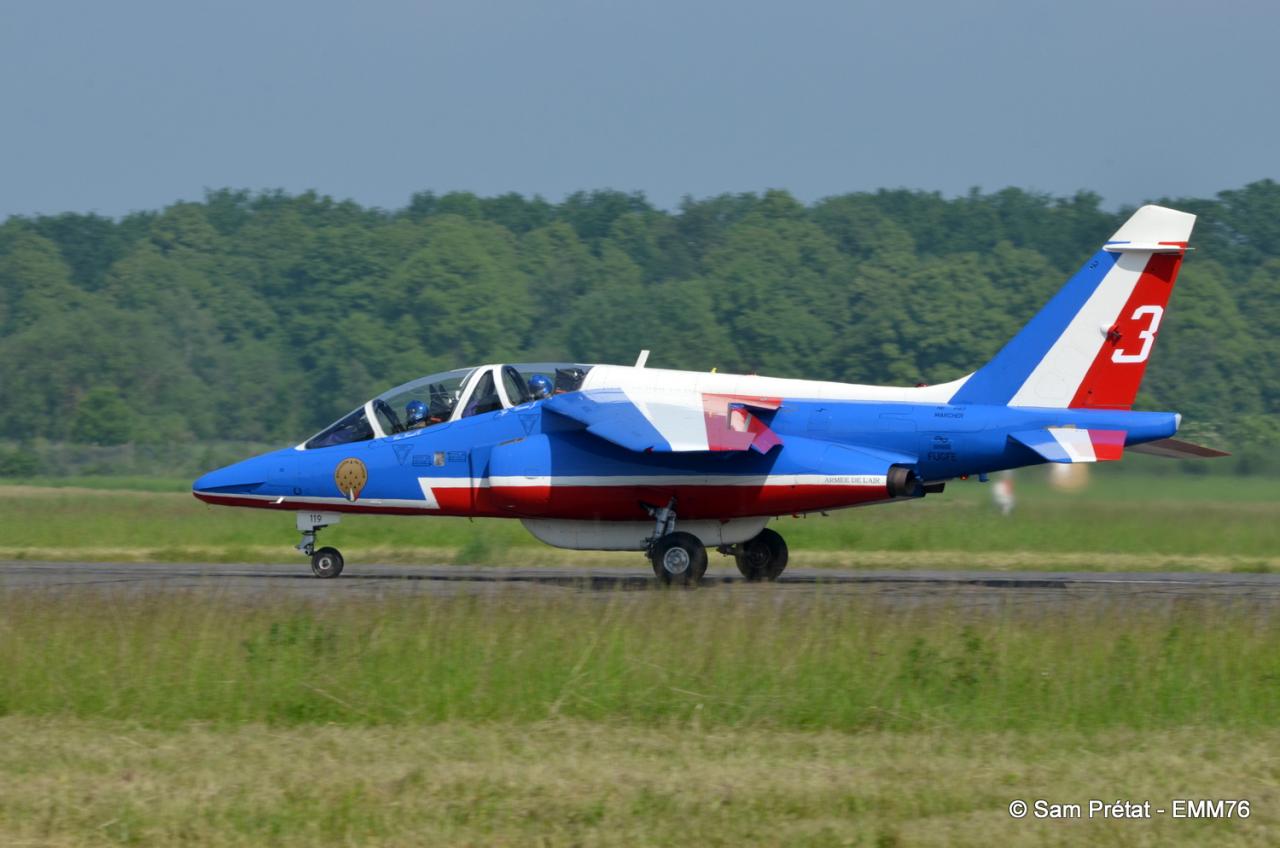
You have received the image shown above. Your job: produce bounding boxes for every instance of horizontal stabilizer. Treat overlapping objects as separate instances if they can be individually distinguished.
[545,388,782,453]
[1102,242,1192,254]
[1010,428,1126,464]
[1129,438,1230,459]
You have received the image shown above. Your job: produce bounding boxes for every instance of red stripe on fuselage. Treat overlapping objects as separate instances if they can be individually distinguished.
[193,491,444,516]
[487,482,889,520]
[1069,251,1184,409]
[195,481,892,521]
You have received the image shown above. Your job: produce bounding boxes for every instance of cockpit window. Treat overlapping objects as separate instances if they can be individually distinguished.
[501,366,531,406]
[301,363,595,449]
[305,406,374,450]
[555,367,588,394]
[375,367,476,434]
[512,363,592,397]
[461,371,502,417]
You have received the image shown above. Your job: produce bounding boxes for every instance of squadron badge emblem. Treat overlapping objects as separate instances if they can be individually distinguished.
[334,458,368,502]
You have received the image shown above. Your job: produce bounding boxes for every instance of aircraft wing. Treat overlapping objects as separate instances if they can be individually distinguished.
[544,388,783,453]
[1009,428,1127,463]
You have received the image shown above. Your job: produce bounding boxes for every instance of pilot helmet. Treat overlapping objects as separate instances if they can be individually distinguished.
[528,374,553,399]
[405,399,428,425]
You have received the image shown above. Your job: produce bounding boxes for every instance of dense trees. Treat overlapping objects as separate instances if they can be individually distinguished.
[0,182,1276,458]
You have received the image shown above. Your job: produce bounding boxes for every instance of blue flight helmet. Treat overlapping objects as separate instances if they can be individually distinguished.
[528,374,553,400]
[405,399,428,426]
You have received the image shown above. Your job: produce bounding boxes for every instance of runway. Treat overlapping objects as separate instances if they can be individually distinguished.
[3,561,1279,612]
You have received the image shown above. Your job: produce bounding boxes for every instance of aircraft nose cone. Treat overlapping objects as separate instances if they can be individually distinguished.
[192,458,268,496]
[193,447,303,502]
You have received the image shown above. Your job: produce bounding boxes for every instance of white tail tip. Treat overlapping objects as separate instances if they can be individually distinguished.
[1106,204,1196,247]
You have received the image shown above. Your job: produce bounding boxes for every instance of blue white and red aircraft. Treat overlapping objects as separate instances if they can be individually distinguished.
[194,205,1226,582]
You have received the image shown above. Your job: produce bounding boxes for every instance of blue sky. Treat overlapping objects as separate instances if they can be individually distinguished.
[1,0,1275,218]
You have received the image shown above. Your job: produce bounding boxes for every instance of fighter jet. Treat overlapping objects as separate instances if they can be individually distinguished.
[193,205,1225,583]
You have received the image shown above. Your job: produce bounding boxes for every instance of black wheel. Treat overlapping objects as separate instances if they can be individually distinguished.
[734,528,788,581]
[649,532,708,585]
[311,546,344,578]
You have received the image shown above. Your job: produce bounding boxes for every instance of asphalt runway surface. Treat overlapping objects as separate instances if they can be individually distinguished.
[4,561,1280,613]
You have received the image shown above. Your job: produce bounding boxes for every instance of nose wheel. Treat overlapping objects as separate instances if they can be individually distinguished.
[310,546,345,579]
[296,512,345,579]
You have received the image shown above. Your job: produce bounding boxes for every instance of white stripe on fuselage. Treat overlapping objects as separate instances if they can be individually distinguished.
[583,365,971,405]
[486,474,888,487]
[416,477,441,508]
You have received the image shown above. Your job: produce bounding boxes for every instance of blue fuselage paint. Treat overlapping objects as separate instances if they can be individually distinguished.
[194,397,1179,516]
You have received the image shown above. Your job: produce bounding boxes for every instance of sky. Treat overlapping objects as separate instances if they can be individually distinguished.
[1,0,1276,219]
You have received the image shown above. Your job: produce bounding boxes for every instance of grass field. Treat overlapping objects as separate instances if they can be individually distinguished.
[2,719,1275,846]
[1,467,1276,569]
[1,591,1278,845]
[4,591,1278,730]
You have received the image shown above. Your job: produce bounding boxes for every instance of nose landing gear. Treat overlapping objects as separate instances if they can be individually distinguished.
[296,512,345,579]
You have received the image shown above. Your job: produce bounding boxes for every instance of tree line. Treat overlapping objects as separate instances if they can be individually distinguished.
[0,182,1276,468]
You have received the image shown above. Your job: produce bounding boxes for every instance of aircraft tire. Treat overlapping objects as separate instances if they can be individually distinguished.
[734,528,788,581]
[311,546,345,579]
[650,532,707,585]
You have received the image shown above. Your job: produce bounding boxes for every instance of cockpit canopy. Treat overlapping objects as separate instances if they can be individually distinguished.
[303,363,592,450]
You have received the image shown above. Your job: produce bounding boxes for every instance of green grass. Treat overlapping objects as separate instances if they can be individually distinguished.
[2,474,194,492]
[2,719,1276,846]
[2,591,1277,732]
[2,469,1276,567]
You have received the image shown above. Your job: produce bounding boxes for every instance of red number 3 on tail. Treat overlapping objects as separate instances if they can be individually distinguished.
[1111,305,1164,364]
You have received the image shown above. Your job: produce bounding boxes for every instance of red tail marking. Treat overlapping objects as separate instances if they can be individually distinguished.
[1069,252,1184,409]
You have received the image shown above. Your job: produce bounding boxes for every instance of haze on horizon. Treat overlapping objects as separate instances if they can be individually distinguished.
[2,0,1275,219]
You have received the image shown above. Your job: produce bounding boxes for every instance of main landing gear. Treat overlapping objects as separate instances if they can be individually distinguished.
[722,527,789,582]
[296,512,345,579]
[650,532,708,585]
[643,499,789,584]
[645,499,707,585]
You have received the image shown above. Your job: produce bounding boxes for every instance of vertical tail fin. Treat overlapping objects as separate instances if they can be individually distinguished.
[950,204,1195,409]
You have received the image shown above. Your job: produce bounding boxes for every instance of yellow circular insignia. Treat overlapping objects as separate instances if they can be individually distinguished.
[334,458,368,502]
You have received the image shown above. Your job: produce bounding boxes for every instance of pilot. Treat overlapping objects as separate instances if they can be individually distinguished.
[528,374,553,401]
[405,400,429,430]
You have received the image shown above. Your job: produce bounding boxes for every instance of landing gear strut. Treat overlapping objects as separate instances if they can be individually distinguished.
[296,512,345,579]
[723,527,789,581]
[644,498,707,585]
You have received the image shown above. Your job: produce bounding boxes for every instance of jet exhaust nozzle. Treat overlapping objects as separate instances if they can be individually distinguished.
[887,465,921,498]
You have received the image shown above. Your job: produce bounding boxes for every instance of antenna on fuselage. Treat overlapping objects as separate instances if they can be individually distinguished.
[634,349,650,368]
